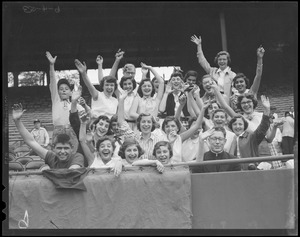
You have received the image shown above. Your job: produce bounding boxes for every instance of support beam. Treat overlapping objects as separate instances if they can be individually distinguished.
[220,10,227,51]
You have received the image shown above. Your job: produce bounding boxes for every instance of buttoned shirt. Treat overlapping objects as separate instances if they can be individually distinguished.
[31,127,50,146]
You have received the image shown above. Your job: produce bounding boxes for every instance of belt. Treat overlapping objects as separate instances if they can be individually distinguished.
[54,124,72,129]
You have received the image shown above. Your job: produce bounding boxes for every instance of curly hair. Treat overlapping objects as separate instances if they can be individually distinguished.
[236,93,258,111]
[99,76,118,92]
[118,138,144,159]
[152,141,173,158]
[90,115,113,135]
[95,136,116,153]
[162,116,181,134]
[232,73,250,89]
[137,79,155,98]
[136,113,157,132]
[228,115,249,132]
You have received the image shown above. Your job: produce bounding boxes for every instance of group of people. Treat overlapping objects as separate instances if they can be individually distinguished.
[12,34,295,175]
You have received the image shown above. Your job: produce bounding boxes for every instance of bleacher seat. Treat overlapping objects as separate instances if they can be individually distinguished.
[14,145,31,157]
[25,160,45,171]
[9,161,24,172]
[9,152,16,162]
[15,156,33,166]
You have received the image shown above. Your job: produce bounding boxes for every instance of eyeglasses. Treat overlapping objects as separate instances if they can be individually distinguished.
[209,137,225,142]
[240,100,253,106]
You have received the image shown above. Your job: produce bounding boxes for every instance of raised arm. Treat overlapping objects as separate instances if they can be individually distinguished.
[187,86,201,116]
[45,51,58,101]
[109,49,125,78]
[96,55,104,84]
[128,95,140,120]
[117,91,128,125]
[78,110,95,166]
[211,82,238,118]
[12,104,48,159]
[191,35,212,74]
[74,59,99,100]
[70,85,82,113]
[180,99,209,142]
[249,46,265,97]
[265,120,284,143]
[158,81,173,113]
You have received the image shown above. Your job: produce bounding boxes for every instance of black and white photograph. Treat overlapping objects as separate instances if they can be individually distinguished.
[2,1,297,235]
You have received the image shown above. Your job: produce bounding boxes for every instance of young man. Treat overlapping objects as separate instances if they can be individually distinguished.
[12,104,84,170]
[29,119,50,155]
[194,127,241,173]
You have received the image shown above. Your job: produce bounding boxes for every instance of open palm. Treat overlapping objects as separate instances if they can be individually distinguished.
[12,103,26,120]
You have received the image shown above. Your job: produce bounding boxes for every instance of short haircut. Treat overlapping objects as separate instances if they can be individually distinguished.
[212,108,228,119]
[53,133,72,147]
[136,113,157,132]
[236,93,258,111]
[184,70,198,83]
[214,51,231,65]
[99,76,118,92]
[212,126,227,138]
[137,79,155,98]
[108,114,118,133]
[169,72,183,80]
[57,78,71,90]
[119,75,137,90]
[118,138,144,159]
[90,115,112,135]
[96,136,116,152]
[162,116,181,134]
[232,73,250,89]
[228,115,249,132]
[153,141,173,158]
[285,111,291,117]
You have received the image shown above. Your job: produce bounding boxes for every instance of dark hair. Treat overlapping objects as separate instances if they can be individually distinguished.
[214,51,231,65]
[204,100,220,119]
[118,138,144,159]
[236,93,258,111]
[90,115,112,135]
[188,117,198,128]
[285,111,291,117]
[184,70,198,83]
[95,136,116,152]
[153,141,173,158]
[119,75,137,91]
[57,78,72,90]
[169,72,183,80]
[53,133,73,147]
[228,115,249,132]
[137,79,155,98]
[211,126,227,138]
[108,114,118,134]
[233,73,250,89]
[211,108,228,119]
[162,116,181,134]
[136,113,157,132]
[99,76,118,92]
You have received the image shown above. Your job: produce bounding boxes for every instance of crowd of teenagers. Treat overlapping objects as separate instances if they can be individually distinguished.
[12,34,295,176]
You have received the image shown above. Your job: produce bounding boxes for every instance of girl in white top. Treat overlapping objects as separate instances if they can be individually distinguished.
[74,59,118,119]
[129,62,165,120]
[118,138,165,173]
[79,111,122,177]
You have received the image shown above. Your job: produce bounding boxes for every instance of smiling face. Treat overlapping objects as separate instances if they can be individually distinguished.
[234,77,247,94]
[96,119,110,136]
[186,75,197,85]
[58,84,71,100]
[231,118,245,136]
[53,143,72,162]
[141,81,153,97]
[240,97,254,114]
[103,81,115,96]
[140,115,153,134]
[202,77,213,93]
[98,140,114,163]
[155,145,171,164]
[217,54,228,70]
[212,111,227,127]
[207,102,220,118]
[208,131,226,153]
[164,120,179,135]
[122,79,134,93]
[170,76,182,91]
[124,144,139,164]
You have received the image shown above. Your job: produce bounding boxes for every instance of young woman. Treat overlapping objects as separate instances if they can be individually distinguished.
[152,141,173,165]
[79,111,122,176]
[118,138,165,173]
